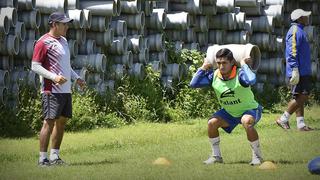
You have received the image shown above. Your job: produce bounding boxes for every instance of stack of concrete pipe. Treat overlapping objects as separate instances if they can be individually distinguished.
[0,0,41,108]
[0,0,319,108]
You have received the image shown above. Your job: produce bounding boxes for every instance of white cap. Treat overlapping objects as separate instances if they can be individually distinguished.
[291,9,311,21]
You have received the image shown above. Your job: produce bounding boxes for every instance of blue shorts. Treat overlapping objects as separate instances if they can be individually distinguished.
[210,105,263,134]
[290,75,312,98]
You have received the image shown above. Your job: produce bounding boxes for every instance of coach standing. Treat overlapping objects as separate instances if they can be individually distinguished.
[32,12,85,166]
[276,9,313,131]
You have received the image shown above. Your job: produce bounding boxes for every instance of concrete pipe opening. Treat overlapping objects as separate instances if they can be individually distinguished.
[0,15,10,35]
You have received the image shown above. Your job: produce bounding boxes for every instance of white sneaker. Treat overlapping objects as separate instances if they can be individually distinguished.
[250,156,263,165]
[203,156,223,165]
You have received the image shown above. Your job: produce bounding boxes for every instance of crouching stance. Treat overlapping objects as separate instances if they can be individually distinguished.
[190,48,263,165]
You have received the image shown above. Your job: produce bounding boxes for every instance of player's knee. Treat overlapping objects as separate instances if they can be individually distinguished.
[42,120,54,130]
[241,118,253,128]
[208,118,220,127]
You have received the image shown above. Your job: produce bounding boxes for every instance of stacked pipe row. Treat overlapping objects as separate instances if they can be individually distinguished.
[0,0,319,108]
[0,0,41,108]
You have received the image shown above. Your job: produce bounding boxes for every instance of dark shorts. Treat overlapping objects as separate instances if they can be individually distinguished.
[209,105,263,134]
[41,92,72,120]
[290,75,312,97]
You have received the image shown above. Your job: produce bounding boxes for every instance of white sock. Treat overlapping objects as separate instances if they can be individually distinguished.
[280,111,290,123]
[39,152,47,162]
[209,137,221,157]
[50,149,60,161]
[296,116,306,129]
[250,140,262,159]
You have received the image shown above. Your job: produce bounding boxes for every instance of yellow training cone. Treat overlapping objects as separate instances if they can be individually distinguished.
[258,161,277,170]
[152,157,171,166]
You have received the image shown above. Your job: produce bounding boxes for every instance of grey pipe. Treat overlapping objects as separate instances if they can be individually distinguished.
[91,15,111,32]
[79,39,96,54]
[129,63,145,80]
[110,51,133,68]
[202,3,217,15]
[17,0,35,10]
[109,36,128,55]
[164,30,182,41]
[27,70,39,89]
[79,0,120,16]
[9,21,25,41]
[133,48,149,65]
[17,39,35,59]
[245,20,253,35]
[110,20,127,36]
[25,29,40,40]
[194,15,208,32]
[121,0,141,14]
[209,13,236,30]
[148,34,165,51]
[165,12,190,30]
[67,9,85,29]
[68,39,78,58]
[0,70,9,87]
[208,30,225,44]
[0,35,19,55]
[127,35,143,53]
[225,30,249,44]
[18,9,41,29]
[146,8,166,30]
[67,28,86,45]
[265,0,284,5]
[86,28,114,46]
[75,54,107,73]
[150,51,167,66]
[240,1,262,15]
[262,5,283,26]
[82,9,92,29]
[235,0,257,7]
[0,15,9,36]
[258,58,284,75]
[216,0,235,13]
[143,0,153,16]
[206,44,261,72]
[248,16,274,33]
[68,0,79,9]
[183,43,200,51]
[250,32,271,50]
[115,12,145,30]
[111,64,124,80]
[1,7,17,27]
[148,60,162,73]
[0,0,14,7]
[162,63,182,81]
[0,86,7,106]
[197,32,208,46]
[35,0,66,14]
[171,0,202,14]
[86,72,102,84]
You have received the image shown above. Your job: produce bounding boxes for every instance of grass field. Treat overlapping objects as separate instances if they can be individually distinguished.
[0,106,319,180]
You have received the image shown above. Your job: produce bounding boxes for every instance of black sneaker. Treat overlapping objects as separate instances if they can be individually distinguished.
[38,158,50,167]
[50,157,66,165]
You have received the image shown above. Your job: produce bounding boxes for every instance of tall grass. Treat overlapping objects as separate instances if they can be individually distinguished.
[0,106,319,180]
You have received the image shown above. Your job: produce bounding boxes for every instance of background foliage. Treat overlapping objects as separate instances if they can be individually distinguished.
[1,46,319,137]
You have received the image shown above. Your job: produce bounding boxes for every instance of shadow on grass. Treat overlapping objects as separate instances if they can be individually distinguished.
[228,160,307,165]
[69,159,120,166]
[227,161,250,165]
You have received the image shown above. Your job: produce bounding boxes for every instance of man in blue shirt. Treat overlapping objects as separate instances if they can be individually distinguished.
[276,9,313,131]
[190,48,263,165]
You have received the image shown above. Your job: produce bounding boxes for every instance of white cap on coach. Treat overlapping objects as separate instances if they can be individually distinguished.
[291,9,311,21]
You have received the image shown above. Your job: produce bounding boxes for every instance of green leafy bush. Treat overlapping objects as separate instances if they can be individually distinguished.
[0,85,42,137]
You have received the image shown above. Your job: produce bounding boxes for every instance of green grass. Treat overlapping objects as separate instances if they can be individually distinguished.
[0,106,320,180]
